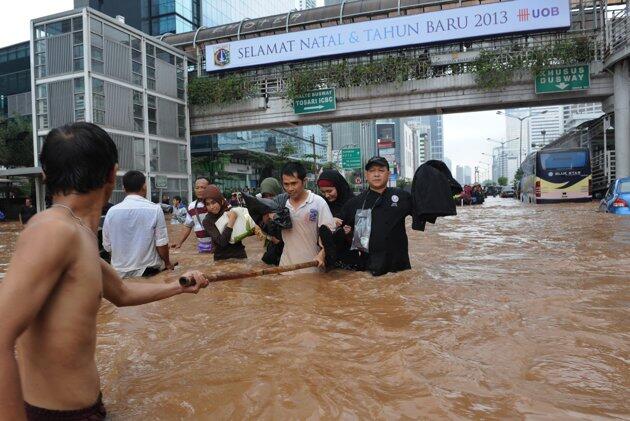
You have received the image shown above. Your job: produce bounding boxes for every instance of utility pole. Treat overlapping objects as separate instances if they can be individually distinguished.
[312,134,317,173]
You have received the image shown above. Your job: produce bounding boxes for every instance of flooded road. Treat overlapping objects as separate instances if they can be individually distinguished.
[1,198,629,419]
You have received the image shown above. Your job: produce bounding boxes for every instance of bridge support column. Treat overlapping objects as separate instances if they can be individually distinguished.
[614,59,630,179]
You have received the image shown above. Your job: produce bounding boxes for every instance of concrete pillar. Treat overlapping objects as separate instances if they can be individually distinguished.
[614,59,630,179]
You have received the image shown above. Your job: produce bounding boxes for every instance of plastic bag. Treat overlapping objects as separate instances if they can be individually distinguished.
[214,207,256,244]
[351,208,372,253]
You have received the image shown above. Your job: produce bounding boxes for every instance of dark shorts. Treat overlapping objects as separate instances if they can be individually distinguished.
[25,393,106,421]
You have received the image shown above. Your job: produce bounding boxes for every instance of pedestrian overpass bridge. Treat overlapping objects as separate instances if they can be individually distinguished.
[163,0,630,178]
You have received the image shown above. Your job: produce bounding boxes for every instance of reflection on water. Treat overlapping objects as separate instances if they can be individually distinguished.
[1,198,629,419]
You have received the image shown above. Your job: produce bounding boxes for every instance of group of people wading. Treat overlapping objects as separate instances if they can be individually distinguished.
[0,123,461,420]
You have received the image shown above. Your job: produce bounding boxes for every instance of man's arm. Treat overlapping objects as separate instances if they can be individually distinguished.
[102,213,111,253]
[0,221,75,420]
[171,225,192,248]
[101,259,209,307]
[154,210,173,269]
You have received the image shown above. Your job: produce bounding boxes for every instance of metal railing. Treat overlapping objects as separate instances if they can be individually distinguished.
[604,6,630,58]
[191,29,604,101]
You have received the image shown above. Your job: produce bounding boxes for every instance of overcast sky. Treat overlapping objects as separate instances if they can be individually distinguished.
[444,111,506,181]
[0,1,73,47]
[2,2,505,180]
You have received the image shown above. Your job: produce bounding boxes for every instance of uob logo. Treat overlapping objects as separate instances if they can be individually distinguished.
[532,7,560,18]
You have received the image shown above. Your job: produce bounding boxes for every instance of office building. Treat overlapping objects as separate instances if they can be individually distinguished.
[296,0,317,10]
[563,103,604,131]
[31,8,191,205]
[75,0,296,36]
[455,165,464,185]
[0,42,31,120]
[443,157,452,174]
[463,166,472,185]
[427,115,444,161]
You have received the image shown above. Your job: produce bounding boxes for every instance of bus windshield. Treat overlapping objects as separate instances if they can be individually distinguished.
[539,151,589,170]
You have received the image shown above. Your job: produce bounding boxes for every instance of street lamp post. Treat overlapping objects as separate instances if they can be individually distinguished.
[497,110,548,164]
[486,137,518,180]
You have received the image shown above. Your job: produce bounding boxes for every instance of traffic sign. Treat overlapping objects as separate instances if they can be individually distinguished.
[293,88,336,115]
[155,175,168,189]
[535,65,590,94]
[341,148,361,169]
[354,176,362,184]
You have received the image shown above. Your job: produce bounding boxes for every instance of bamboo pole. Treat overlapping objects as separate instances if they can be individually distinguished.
[179,261,319,287]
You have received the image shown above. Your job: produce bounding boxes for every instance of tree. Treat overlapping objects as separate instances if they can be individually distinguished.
[321,161,340,170]
[497,176,508,186]
[396,178,411,189]
[512,168,523,190]
[0,115,34,168]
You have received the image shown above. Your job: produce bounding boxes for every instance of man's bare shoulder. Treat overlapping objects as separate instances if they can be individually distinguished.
[17,209,81,250]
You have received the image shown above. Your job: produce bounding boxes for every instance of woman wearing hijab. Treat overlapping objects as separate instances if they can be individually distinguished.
[202,184,247,261]
[259,177,283,198]
[317,169,353,225]
[316,170,363,270]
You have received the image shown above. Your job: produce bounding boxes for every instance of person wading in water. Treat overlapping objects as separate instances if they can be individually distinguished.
[0,122,209,420]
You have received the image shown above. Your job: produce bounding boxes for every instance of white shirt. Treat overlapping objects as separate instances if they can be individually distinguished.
[280,190,335,273]
[183,200,212,248]
[103,194,168,278]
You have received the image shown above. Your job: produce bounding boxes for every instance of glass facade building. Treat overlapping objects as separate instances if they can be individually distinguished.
[31,8,191,204]
[77,0,297,36]
[0,42,32,119]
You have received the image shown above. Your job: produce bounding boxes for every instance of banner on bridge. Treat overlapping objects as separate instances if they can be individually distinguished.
[205,0,571,73]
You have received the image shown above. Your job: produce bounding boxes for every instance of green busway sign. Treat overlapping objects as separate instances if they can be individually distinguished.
[535,65,590,94]
[341,148,361,169]
[293,88,336,115]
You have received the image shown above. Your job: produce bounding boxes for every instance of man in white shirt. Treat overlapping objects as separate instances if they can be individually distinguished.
[103,171,175,278]
[279,162,335,273]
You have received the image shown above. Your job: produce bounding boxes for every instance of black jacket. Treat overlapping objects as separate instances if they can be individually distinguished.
[341,188,412,276]
[411,160,462,231]
[202,216,247,261]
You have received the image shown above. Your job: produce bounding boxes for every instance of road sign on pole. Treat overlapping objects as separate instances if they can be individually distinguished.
[535,65,590,94]
[155,175,168,189]
[293,88,336,114]
[341,148,361,169]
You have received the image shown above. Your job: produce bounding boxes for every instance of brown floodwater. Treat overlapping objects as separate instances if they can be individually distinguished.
[1,198,629,419]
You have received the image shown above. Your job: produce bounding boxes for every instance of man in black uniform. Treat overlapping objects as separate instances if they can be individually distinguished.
[340,157,412,276]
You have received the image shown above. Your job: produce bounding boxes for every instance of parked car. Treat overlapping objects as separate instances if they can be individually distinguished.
[500,186,515,198]
[598,177,630,215]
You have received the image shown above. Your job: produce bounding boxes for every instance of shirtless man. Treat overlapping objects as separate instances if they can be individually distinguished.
[0,122,209,420]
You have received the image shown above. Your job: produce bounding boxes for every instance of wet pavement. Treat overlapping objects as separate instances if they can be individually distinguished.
[1,197,629,419]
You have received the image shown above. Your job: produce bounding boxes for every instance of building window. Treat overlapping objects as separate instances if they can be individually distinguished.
[133,90,143,132]
[131,36,142,86]
[74,77,85,122]
[178,144,187,173]
[73,19,84,72]
[34,38,46,78]
[156,47,174,65]
[35,83,48,130]
[92,78,105,124]
[176,57,185,100]
[150,139,159,172]
[177,104,186,139]
[147,95,157,135]
[134,138,145,171]
[90,18,104,74]
[146,44,156,91]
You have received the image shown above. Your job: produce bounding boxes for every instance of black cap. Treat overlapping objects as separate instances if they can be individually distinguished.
[365,156,389,170]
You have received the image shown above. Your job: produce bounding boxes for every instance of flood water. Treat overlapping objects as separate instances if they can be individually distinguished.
[1,198,629,419]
